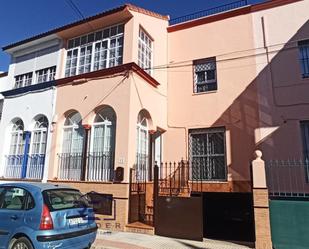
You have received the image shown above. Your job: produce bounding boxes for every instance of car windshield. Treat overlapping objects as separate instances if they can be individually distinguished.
[43,189,90,211]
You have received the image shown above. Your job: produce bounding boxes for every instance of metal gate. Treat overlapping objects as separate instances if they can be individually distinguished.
[153,162,203,241]
[129,168,147,224]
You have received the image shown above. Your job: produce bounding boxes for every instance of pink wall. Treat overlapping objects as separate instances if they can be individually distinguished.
[252,0,309,160]
[165,11,258,182]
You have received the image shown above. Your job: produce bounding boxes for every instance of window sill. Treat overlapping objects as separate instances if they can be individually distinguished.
[192,90,217,96]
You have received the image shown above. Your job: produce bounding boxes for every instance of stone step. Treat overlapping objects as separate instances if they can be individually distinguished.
[125,222,154,235]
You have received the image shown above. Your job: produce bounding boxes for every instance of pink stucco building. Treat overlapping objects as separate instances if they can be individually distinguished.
[1,0,309,245]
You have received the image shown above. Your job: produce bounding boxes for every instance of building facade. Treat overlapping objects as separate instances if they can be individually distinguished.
[0,0,308,244]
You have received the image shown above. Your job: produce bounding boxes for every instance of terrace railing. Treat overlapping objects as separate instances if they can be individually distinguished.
[169,0,248,25]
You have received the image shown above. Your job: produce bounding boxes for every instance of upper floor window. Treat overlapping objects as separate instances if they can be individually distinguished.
[193,58,217,93]
[65,24,124,77]
[299,40,309,78]
[138,28,153,74]
[14,72,33,89]
[36,66,56,84]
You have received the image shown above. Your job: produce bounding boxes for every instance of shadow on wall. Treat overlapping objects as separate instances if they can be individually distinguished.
[210,20,309,185]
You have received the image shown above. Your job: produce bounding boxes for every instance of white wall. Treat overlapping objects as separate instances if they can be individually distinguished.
[0,87,56,181]
[6,37,61,90]
[0,75,10,93]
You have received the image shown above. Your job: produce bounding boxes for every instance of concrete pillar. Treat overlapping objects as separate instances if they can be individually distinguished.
[252,150,272,249]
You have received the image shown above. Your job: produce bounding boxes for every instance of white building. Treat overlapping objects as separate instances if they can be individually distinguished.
[0,36,62,181]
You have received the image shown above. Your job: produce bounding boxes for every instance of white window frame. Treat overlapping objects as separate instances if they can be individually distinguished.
[62,113,85,155]
[35,66,56,84]
[65,24,124,78]
[9,121,24,156]
[14,72,33,89]
[136,117,149,180]
[138,27,153,75]
[90,120,113,154]
[30,118,48,155]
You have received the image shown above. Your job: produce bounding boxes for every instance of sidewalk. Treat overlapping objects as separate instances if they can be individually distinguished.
[92,230,254,249]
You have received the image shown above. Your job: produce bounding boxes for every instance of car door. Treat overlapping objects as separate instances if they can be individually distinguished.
[0,186,27,249]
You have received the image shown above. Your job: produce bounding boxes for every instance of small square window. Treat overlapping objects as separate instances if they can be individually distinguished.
[193,58,217,93]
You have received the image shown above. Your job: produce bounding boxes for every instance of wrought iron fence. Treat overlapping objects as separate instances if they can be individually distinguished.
[58,152,114,181]
[5,155,24,178]
[26,154,45,179]
[135,153,149,182]
[58,153,83,181]
[157,161,190,196]
[169,0,248,25]
[5,154,45,180]
[86,152,114,181]
[266,159,309,197]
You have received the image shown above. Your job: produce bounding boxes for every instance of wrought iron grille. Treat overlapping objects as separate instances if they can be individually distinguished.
[4,154,45,180]
[58,153,83,180]
[266,159,309,197]
[58,152,114,182]
[86,152,114,181]
[26,154,45,179]
[5,155,24,178]
[135,153,149,182]
[189,128,227,181]
[194,58,217,93]
[169,0,248,25]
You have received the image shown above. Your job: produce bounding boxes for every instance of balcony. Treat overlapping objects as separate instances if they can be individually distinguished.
[58,152,114,182]
[5,154,45,180]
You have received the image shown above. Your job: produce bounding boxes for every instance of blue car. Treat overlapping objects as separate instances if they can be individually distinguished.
[0,182,97,249]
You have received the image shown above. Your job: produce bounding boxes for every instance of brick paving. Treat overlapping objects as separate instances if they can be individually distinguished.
[92,230,254,249]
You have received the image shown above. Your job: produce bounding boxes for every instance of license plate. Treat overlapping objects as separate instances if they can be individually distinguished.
[68,217,88,226]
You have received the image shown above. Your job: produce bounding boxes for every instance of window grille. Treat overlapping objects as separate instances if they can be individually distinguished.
[193,58,217,93]
[189,127,227,181]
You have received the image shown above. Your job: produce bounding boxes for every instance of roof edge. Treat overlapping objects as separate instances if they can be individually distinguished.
[2,5,128,51]
[0,72,8,77]
[126,3,169,20]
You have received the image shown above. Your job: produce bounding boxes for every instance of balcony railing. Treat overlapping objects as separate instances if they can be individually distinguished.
[58,152,114,182]
[5,155,23,179]
[5,154,45,180]
[26,154,45,179]
[135,153,149,182]
[169,0,248,25]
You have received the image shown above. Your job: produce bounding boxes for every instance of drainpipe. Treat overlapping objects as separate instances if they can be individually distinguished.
[21,131,31,178]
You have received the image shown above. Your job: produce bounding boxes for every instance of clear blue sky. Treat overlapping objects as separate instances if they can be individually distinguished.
[0,0,265,72]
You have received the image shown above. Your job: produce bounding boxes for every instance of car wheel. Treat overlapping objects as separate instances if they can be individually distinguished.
[10,237,34,249]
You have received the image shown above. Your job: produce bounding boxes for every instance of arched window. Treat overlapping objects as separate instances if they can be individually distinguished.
[59,111,84,180]
[26,115,48,179]
[136,111,149,181]
[62,112,84,154]
[6,119,25,178]
[88,106,116,181]
[9,119,24,156]
[31,116,48,155]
